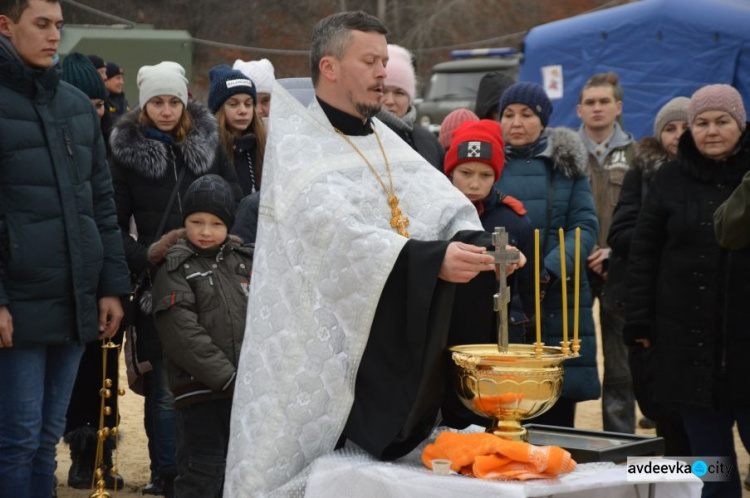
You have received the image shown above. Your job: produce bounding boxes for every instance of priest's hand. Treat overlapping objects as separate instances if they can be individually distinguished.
[439,242,495,283]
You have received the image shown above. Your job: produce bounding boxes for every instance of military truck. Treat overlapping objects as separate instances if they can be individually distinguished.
[415,48,521,134]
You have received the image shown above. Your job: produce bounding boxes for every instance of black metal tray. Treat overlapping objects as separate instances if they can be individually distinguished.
[524,424,664,464]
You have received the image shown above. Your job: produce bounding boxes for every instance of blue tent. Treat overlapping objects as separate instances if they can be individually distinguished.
[519,0,750,139]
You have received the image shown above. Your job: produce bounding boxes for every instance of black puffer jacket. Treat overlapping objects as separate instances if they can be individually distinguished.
[607,137,670,311]
[109,100,241,360]
[0,40,130,346]
[150,229,253,408]
[376,107,444,171]
[624,128,750,409]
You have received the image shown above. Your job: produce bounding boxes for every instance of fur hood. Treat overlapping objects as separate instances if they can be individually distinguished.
[109,100,220,180]
[544,127,589,179]
[148,228,245,267]
[634,137,671,181]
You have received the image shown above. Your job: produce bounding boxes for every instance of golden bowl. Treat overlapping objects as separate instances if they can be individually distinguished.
[450,343,567,441]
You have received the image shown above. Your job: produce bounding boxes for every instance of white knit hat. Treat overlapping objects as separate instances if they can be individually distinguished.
[233,58,276,95]
[137,61,189,107]
[385,44,416,101]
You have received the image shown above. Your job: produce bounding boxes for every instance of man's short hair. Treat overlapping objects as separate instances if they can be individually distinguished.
[310,10,388,86]
[579,72,624,103]
[0,0,58,22]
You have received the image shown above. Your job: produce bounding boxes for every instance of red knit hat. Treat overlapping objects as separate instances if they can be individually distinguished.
[439,108,479,150]
[444,120,505,181]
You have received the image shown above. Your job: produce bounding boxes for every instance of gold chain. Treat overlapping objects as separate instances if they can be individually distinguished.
[334,127,410,237]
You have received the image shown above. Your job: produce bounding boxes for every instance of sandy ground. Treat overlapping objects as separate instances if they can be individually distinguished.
[54,306,750,497]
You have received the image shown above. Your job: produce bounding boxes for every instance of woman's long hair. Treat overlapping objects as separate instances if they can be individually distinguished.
[216,105,266,189]
[138,101,193,143]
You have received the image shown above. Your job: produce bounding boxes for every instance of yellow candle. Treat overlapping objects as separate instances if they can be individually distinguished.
[559,228,568,345]
[573,227,581,341]
[534,229,542,347]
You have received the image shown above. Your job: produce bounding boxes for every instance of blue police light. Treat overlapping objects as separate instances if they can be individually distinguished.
[450,48,517,59]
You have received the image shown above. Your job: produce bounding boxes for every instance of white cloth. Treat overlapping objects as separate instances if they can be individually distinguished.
[224,83,482,497]
[305,444,702,498]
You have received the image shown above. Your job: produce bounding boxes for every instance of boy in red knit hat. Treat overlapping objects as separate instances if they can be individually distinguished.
[445,120,536,339]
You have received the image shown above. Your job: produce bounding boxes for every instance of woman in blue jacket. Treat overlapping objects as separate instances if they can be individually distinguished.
[495,82,600,427]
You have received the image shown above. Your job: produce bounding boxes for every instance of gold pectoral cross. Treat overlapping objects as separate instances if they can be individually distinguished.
[388,195,410,237]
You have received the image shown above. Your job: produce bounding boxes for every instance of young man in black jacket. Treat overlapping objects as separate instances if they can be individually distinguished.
[0,1,130,496]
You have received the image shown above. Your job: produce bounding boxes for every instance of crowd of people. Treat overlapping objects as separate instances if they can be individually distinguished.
[1,1,749,498]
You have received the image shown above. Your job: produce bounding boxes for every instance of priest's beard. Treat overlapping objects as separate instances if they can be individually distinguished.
[350,95,382,119]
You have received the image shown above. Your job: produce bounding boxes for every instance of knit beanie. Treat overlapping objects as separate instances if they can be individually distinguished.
[208,65,258,114]
[182,175,236,228]
[87,54,105,71]
[444,120,505,181]
[62,53,106,100]
[689,84,746,131]
[439,108,479,150]
[137,61,188,107]
[233,58,275,95]
[385,44,416,101]
[105,62,122,79]
[498,81,553,127]
[654,96,690,141]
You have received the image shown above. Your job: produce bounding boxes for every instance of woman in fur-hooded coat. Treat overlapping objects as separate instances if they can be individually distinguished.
[496,83,600,426]
[109,99,241,362]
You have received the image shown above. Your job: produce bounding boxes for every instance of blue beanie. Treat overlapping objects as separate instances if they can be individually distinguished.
[208,65,258,114]
[498,82,553,127]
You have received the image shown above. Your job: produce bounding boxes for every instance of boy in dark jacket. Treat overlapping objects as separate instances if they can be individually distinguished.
[444,119,535,339]
[150,175,253,498]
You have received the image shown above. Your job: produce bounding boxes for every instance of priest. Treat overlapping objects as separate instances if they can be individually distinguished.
[225,11,518,496]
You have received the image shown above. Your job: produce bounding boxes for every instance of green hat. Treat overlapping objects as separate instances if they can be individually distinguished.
[62,53,106,100]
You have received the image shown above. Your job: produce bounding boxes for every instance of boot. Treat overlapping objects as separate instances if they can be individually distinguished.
[102,435,125,490]
[142,475,165,496]
[161,471,177,498]
[63,426,97,489]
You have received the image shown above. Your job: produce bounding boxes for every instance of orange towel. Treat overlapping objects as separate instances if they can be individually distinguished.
[422,431,576,480]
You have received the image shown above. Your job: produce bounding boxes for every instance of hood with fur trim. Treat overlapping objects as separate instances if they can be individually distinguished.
[542,127,589,179]
[633,137,670,181]
[148,228,245,267]
[109,100,219,180]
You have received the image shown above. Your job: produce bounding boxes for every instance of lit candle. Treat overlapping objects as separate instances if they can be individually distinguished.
[559,228,568,346]
[534,229,542,348]
[573,227,581,344]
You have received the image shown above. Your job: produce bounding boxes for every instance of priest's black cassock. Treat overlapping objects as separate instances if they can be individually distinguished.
[320,99,498,460]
